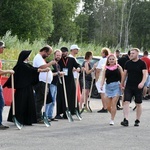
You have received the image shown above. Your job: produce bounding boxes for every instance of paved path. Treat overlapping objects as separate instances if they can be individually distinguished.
[0,98,150,150]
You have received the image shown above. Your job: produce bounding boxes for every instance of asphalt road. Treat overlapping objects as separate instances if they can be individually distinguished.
[0,98,150,150]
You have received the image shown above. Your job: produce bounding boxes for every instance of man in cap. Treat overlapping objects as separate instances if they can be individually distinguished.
[0,41,14,129]
[69,45,81,101]
[69,44,80,79]
[69,45,80,58]
[55,47,81,119]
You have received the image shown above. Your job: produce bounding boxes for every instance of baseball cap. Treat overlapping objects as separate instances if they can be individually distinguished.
[0,41,6,48]
[70,44,80,50]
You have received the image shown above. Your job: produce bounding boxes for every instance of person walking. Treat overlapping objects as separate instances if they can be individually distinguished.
[101,54,123,125]
[4,50,49,125]
[33,45,56,123]
[0,41,14,129]
[95,47,110,113]
[121,48,147,127]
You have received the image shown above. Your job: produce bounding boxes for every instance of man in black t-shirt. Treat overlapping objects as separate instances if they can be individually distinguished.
[121,48,147,127]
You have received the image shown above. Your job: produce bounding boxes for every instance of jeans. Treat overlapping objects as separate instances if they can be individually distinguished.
[46,84,57,119]
[0,86,5,125]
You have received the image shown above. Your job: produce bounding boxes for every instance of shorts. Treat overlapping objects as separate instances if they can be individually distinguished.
[95,81,105,93]
[80,79,92,90]
[105,81,121,98]
[144,75,150,87]
[124,86,143,104]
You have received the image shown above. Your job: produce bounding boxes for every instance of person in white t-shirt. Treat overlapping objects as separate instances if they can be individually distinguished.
[95,47,110,113]
[69,44,80,79]
[33,45,56,123]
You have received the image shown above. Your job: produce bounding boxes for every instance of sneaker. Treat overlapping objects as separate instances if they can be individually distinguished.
[47,119,51,122]
[55,115,63,119]
[0,124,9,130]
[37,119,44,124]
[63,114,68,119]
[142,96,149,100]
[134,119,140,127]
[117,106,123,110]
[97,108,108,113]
[145,95,150,99]
[50,118,58,121]
[109,120,114,125]
[121,118,129,126]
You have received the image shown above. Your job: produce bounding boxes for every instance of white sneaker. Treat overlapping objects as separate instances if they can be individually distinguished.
[109,120,114,125]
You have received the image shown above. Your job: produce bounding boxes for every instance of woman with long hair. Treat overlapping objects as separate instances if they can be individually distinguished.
[79,51,96,111]
[101,54,123,125]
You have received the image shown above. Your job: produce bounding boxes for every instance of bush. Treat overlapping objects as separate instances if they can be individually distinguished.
[0,31,111,70]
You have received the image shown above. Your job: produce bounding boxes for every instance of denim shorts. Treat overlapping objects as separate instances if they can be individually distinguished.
[105,81,121,98]
[144,75,150,87]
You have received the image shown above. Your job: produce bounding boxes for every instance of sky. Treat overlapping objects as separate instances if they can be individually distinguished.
[76,0,84,14]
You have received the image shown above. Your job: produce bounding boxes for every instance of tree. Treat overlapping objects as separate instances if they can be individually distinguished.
[49,0,80,44]
[0,0,53,42]
[130,0,150,50]
[75,13,89,44]
[82,0,98,43]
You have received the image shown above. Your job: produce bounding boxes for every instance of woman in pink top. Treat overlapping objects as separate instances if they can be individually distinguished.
[101,54,123,125]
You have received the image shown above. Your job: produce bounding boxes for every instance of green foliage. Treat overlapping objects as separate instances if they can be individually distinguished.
[0,0,150,51]
[77,0,150,49]
[0,31,104,63]
[0,0,53,42]
[130,0,150,50]
[49,0,80,44]
[75,14,89,43]
[0,31,136,70]
[0,31,47,62]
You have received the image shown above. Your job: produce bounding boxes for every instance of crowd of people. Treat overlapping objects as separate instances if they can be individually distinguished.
[0,40,149,130]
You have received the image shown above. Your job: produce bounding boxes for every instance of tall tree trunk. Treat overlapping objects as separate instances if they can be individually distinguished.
[119,1,126,48]
[124,0,135,50]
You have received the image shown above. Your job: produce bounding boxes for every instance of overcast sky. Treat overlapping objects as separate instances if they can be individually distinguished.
[76,0,84,14]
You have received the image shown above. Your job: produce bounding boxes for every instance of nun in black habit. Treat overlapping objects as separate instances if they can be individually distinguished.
[3,50,49,125]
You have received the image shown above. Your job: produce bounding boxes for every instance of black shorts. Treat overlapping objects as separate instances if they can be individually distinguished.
[79,79,92,90]
[124,86,143,104]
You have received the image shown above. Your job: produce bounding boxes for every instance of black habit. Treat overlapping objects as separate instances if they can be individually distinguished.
[3,50,39,125]
[57,56,80,116]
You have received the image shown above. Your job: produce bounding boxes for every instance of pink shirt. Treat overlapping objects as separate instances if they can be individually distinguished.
[105,64,119,70]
